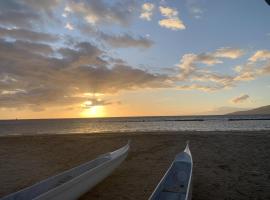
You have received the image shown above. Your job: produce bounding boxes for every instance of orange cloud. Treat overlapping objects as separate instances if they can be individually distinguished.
[140,3,155,21]
[159,6,185,30]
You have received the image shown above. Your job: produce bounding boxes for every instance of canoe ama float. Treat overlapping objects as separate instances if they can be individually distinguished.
[1,141,130,200]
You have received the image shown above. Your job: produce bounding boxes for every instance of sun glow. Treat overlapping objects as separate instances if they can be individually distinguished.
[81,106,105,117]
[81,101,106,118]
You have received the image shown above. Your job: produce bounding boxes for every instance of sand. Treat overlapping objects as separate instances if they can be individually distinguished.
[0,131,270,200]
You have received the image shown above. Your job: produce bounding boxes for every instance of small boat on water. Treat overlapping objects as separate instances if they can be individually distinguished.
[1,142,130,200]
[149,142,193,200]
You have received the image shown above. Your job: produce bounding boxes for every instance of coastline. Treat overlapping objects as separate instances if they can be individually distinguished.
[0,131,269,200]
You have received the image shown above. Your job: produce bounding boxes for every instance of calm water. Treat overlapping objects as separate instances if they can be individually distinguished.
[0,115,270,136]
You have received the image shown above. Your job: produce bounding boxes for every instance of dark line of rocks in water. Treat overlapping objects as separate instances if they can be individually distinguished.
[1,116,270,123]
[164,119,204,121]
[94,119,205,122]
[228,118,270,121]
[92,118,270,122]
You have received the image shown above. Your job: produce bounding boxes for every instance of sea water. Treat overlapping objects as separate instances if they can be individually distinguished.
[0,115,270,136]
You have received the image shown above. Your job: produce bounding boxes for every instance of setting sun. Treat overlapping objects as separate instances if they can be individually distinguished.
[81,105,105,118]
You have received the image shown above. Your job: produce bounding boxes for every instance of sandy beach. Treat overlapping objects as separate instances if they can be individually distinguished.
[0,131,270,200]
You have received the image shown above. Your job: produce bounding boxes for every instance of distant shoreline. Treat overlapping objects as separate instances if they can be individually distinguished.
[1,114,270,122]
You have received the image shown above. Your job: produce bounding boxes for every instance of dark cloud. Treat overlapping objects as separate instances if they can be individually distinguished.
[231,94,250,104]
[99,32,154,48]
[0,0,151,49]
[83,98,113,109]
[0,0,38,27]
[0,0,61,27]
[13,40,54,55]
[0,27,59,42]
[67,1,153,49]
[79,24,153,49]
[0,39,170,110]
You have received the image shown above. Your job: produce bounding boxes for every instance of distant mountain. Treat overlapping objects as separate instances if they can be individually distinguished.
[227,105,270,115]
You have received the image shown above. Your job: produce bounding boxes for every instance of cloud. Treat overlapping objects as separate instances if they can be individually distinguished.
[189,48,244,67]
[23,0,61,12]
[195,53,222,65]
[65,22,74,31]
[178,48,245,74]
[260,63,270,74]
[185,0,204,19]
[0,0,269,113]
[234,65,242,73]
[189,7,203,19]
[0,39,170,110]
[0,1,39,27]
[233,63,256,81]
[0,0,61,28]
[178,48,244,79]
[176,47,246,91]
[66,1,153,49]
[140,3,155,21]
[0,32,270,112]
[175,47,270,92]
[0,39,54,57]
[178,53,197,79]
[99,32,154,48]
[234,51,270,81]
[176,84,222,92]
[159,6,186,30]
[0,27,59,42]
[79,24,154,49]
[248,50,270,63]
[0,0,150,50]
[159,6,178,18]
[67,0,137,26]
[231,94,250,104]
[214,47,245,59]
[193,73,235,87]
[159,18,186,30]
[82,98,113,109]
[234,71,255,81]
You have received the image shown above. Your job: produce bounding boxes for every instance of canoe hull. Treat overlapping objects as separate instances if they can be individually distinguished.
[149,142,193,200]
[38,151,128,200]
[1,142,129,200]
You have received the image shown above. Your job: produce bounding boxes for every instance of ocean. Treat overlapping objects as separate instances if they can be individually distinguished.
[0,115,270,136]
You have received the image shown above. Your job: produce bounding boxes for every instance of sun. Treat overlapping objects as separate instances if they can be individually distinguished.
[80,100,106,118]
[81,105,105,118]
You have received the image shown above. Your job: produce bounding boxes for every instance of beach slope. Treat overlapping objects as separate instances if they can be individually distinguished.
[0,131,269,200]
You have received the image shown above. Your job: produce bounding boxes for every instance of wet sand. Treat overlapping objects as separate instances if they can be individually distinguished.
[0,131,270,200]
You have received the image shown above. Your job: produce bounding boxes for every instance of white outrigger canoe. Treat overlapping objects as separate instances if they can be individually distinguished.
[1,142,130,200]
[149,142,193,200]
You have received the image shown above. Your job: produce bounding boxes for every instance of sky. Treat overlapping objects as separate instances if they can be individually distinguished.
[0,0,270,119]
